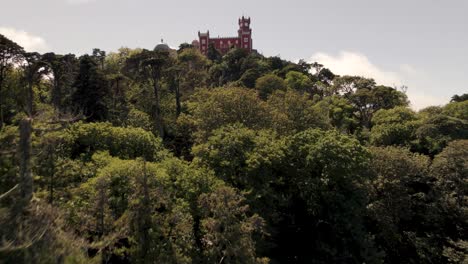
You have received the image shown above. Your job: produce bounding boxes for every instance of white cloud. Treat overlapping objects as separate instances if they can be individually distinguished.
[309,51,446,110]
[0,27,48,52]
[310,51,401,86]
[406,91,444,110]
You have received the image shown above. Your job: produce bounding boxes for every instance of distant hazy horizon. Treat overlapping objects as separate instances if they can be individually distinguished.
[1,0,467,109]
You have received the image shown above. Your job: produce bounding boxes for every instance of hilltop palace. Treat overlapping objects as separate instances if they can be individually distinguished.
[193,16,253,55]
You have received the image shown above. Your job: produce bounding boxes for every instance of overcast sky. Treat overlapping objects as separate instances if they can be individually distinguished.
[1,0,467,109]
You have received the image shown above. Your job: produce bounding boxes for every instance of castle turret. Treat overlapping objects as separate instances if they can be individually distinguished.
[198,30,210,55]
[238,16,252,51]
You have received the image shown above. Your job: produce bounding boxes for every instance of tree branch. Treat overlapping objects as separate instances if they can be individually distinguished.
[0,184,18,201]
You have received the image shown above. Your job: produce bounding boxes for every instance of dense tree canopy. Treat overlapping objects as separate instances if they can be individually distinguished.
[0,34,24,128]
[0,34,466,264]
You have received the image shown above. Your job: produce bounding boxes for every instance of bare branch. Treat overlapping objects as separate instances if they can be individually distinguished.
[0,184,18,200]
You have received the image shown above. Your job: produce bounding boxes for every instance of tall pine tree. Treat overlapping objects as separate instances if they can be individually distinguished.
[72,54,109,121]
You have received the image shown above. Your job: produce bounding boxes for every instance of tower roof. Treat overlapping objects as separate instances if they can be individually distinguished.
[154,39,170,51]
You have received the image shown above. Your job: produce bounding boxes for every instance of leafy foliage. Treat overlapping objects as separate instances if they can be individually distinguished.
[254,74,287,99]
[72,55,110,121]
[63,122,168,161]
[0,33,466,264]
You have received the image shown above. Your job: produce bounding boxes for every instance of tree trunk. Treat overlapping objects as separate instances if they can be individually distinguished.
[96,178,107,237]
[52,78,62,112]
[137,161,152,262]
[153,81,165,139]
[49,173,54,204]
[17,72,36,209]
[26,80,34,117]
[0,107,4,130]
[98,190,105,236]
[48,146,55,204]
[19,118,33,204]
[175,80,181,117]
[0,75,4,130]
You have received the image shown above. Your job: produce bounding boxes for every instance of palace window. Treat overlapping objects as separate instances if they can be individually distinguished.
[244,37,248,43]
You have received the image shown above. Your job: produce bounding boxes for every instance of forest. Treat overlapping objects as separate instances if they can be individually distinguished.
[0,34,467,263]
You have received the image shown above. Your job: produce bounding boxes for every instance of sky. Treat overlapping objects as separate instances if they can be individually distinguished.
[1,0,467,109]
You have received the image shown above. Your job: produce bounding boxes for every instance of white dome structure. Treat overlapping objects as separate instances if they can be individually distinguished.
[154,39,170,51]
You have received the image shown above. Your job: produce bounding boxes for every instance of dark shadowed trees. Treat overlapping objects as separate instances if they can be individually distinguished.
[42,52,78,112]
[16,52,48,209]
[0,34,23,128]
[124,49,171,139]
[450,93,468,103]
[72,55,110,121]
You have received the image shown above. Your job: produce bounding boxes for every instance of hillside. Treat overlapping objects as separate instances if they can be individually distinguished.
[0,34,467,263]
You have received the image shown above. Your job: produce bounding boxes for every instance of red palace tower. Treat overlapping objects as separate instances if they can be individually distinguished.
[196,16,253,55]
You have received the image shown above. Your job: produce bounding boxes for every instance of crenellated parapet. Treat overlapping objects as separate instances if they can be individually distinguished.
[196,17,253,56]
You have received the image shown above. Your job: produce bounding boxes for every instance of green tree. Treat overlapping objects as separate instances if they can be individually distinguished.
[199,186,267,264]
[187,87,273,141]
[370,106,418,146]
[63,122,168,161]
[332,76,408,128]
[314,95,358,133]
[207,62,228,87]
[220,48,249,82]
[42,52,78,112]
[21,52,48,117]
[68,157,194,263]
[170,48,208,116]
[418,105,443,118]
[124,49,171,138]
[276,129,381,263]
[177,43,193,53]
[193,124,284,189]
[314,66,335,86]
[0,125,18,203]
[0,51,96,264]
[350,85,408,128]
[367,146,437,263]
[192,124,288,258]
[104,47,143,125]
[267,89,330,133]
[206,43,221,62]
[443,100,468,120]
[92,48,106,70]
[432,140,467,210]
[64,152,244,263]
[415,114,468,155]
[254,74,287,99]
[0,199,98,263]
[0,34,24,128]
[285,71,314,94]
[450,93,468,102]
[16,52,48,208]
[239,68,262,88]
[431,140,468,263]
[72,54,110,121]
